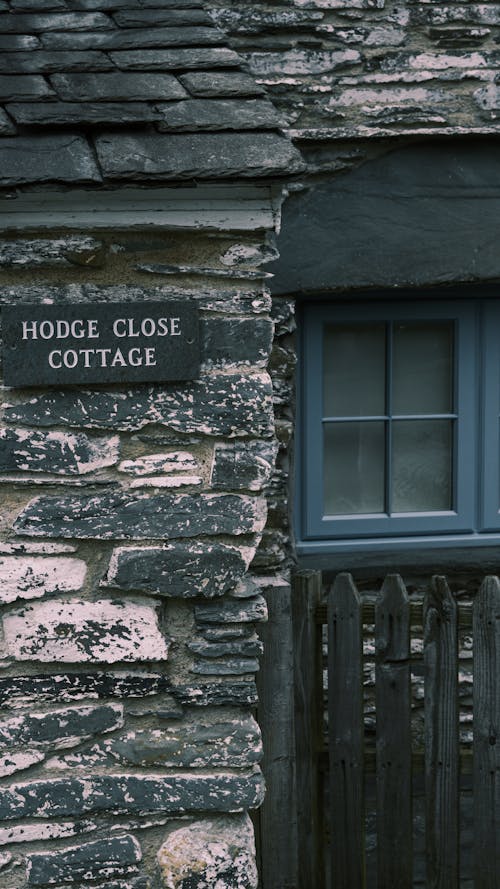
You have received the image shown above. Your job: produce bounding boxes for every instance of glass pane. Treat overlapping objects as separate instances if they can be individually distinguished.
[392,420,453,512]
[323,323,386,417]
[392,322,453,415]
[324,422,385,515]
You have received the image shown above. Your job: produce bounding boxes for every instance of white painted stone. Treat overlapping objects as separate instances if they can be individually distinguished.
[129,476,202,488]
[118,453,198,476]
[0,543,76,554]
[1,599,169,663]
[0,556,87,605]
[158,814,258,889]
[0,750,45,778]
[0,822,97,847]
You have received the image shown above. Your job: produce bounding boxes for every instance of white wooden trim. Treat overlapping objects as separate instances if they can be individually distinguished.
[0,184,285,232]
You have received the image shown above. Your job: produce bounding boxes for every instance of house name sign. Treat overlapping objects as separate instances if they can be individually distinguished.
[2,302,200,388]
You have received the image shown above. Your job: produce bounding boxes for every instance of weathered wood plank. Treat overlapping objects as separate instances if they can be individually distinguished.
[424,576,459,889]
[257,580,299,889]
[473,576,500,888]
[328,572,365,889]
[375,574,412,889]
[316,601,472,629]
[292,570,324,889]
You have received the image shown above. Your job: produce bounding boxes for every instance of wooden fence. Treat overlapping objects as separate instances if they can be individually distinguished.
[289,570,500,889]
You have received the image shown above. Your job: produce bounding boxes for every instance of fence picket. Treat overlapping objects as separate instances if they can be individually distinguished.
[424,576,459,889]
[375,574,412,889]
[292,570,324,889]
[473,575,500,888]
[328,572,365,889]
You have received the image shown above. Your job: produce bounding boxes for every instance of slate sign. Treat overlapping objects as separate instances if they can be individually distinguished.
[2,302,200,388]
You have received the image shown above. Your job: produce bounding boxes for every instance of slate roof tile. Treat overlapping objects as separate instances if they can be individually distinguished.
[0,0,305,186]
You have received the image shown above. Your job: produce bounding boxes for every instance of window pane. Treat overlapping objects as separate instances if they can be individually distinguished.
[392,420,453,512]
[324,422,385,515]
[392,322,453,415]
[323,323,386,417]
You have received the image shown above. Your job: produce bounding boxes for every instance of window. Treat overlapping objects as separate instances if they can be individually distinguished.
[298,298,500,554]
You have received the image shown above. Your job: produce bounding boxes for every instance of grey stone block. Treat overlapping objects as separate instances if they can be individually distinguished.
[180,71,265,97]
[110,47,240,70]
[0,35,40,49]
[14,492,266,540]
[0,74,52,100]
[0,429,118,475]
[94,131,305,179]
[187,637,263,658]
[104,542,248,597]
[195,596,268,625]
[27,836,141,885]
[41,26,225,50]
[103,717,262,768]
[172,681,258,706]
[211,441,278,491]
[0,50,114,73]
[113,8,210,26]
[0,671,172,707]
[0,554,86,605]
[201,317,274,364]
[0,236,105,267]
[0,703,123,750]
[0,110,16,135]
[51,72,187,101]
[7,101,161,126]
[157,97,286,131]
[0,133,101,185]
[0,11,112,31]
[192,658,260,675]
[0,771,265,819]
[3,373,275,437]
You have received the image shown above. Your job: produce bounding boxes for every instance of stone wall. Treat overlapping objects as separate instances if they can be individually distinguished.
[208,0,500,139]
[0,222,285,889]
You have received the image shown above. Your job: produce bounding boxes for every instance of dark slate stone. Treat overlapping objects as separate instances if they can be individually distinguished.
[27,836,141,886]
[0,51,115,74]
[201,627,252,641]
[0,35,41,49]
[109,47,240,70]
[0,772,264,820]
[211,441,277,491]
[7,101,161,126]
[202,317,274,364]
[104,718,261,768]
[13,492,266,540]
[0,109,15,135]
[187,637,263,657]
[104,542,248,597]
[180,71,265,98]
[113,8,210,26]
[3,373,275,437]
[0,671,172,707]
[0,428,117,475]
[41,26,226,49]
[172,681,258,706]
[0,133,101,186]
[270,140,500,293]
[0,235,105,267]
[0,11,113,30]
[50,72,187,101]
[192,658,260,675]
[195,596,268,625]
[10,0,67,8]
[95,131,304,180]
[0,704,122,749]
[157,97,286,131]
[69,0,204,7]
[0,75,52,100]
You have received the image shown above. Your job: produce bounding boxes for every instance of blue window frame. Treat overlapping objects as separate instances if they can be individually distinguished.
[298,298,500,554]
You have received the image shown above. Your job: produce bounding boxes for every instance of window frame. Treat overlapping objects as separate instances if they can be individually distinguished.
[297,298,492,555]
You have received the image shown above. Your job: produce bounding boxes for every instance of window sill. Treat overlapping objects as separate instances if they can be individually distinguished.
[296,534,500,574]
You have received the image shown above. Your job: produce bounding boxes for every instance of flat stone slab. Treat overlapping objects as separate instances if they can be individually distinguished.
[157,97,285,131]
[0,555,87,605]
[14,492,267,539]
[7,101,162,126]
[0,771,265,819]
[50,72,187,101]
[0,671,172,707]
[104,542,249,597]
[109,47,240,70]
[27,835,141,886]
[0,703,123,750]
[94,131,305,179]
[2,598,169,663]
[0,428,119,474]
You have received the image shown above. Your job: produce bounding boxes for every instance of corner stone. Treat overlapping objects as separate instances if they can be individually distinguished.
[157,814,258,889]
